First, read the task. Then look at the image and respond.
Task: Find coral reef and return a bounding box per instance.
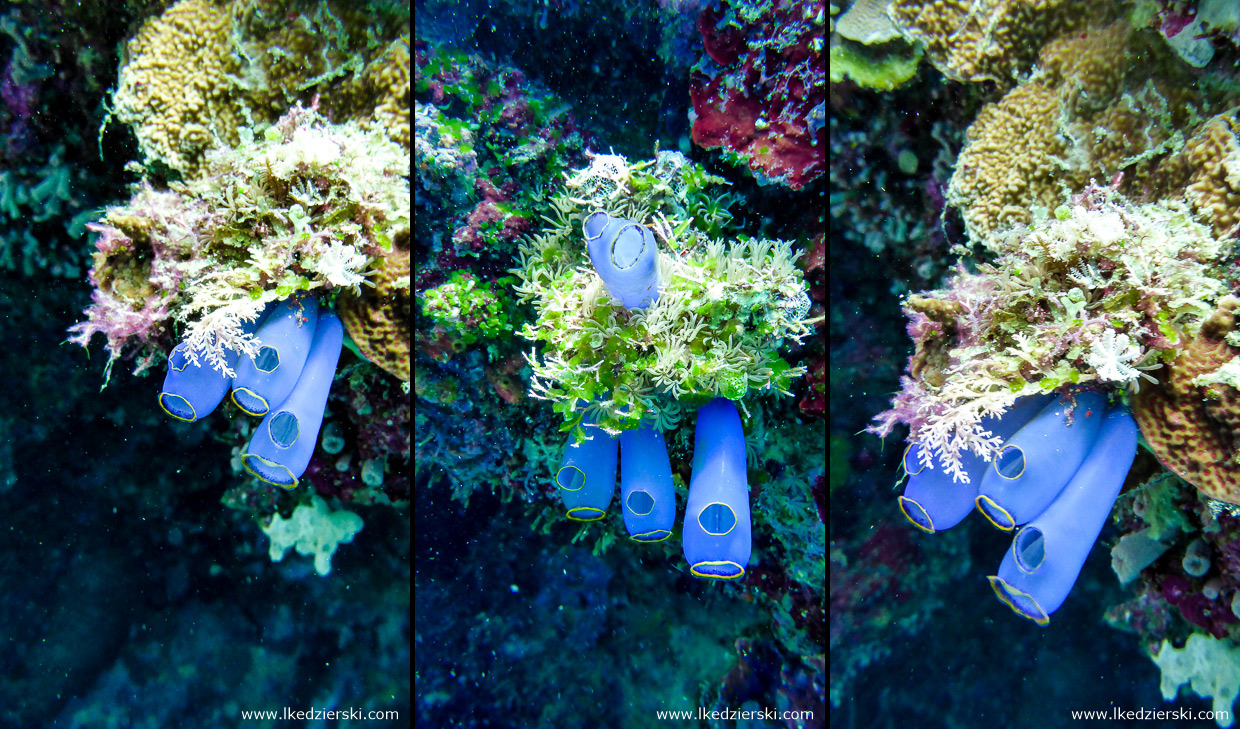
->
[514,151,817,439]
[111,0,408,179]
[414,40,588,273]
[412,6,825,723]
[0,3,412,725]
[420,270,517,345]
[69,103,409,382]
[871,182,1224,481]
[690,0,826,189]
[824,0,1240,721]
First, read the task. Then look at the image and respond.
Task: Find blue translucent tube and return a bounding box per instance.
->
[900,394,1051,533]
[583,211,659,309]
[159,301,275,422]
[989,405,1138,625]
[975,391,1108,530]
[158,342,241,422]
[232,295,320,416]
[241,308,343,489]
[683,398,751,579]
[557,411,618,521]
[619,424,676,542]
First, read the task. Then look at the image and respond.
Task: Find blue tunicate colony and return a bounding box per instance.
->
[556,211,752,580]
[900,392,1138,624]
[158,295,343,490]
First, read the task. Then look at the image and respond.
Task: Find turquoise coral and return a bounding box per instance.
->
[1153,633,1240,728]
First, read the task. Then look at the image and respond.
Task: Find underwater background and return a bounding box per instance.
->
[833,1,1240,728]
[0,1,411,726]
[414,0,826,727]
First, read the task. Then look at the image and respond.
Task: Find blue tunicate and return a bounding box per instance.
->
[241,308,344,489]
[557,410,618,521]
[895,389,1142,624]
[975,391,1108,530]
[618,424,675,542]
[158,301,275,422]
[683,398,751,579]
[899,394,1051,533]
[158,342,240,423]
[989,405,1138,625]
[583,211,660,309]
[231,295,320,416]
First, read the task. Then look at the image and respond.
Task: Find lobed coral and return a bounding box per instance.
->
[327,34,412,149]
[111,0,408,179]
[338,243,411,383]
[69,103,410,383]
[110,0,236,178]
[888,0,1115,86]
[513,151,817,439]
[945,20,1206,243]
[835,0,902,44]
[1133,297,1240,505]
[1154,110,1240,239]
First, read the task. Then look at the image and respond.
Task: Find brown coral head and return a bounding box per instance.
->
[1133,297,1240,504]
[338,235,410,382]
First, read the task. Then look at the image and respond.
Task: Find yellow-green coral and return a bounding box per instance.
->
[420,271,517,344]
[889,0,1112,86]
[829,41,923,92]
[111,0,408,178]
[513,152,818,440]
[946,20,1206,243]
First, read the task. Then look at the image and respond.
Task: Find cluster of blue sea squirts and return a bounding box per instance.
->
[158,294,343,490]
[901,392,1138,624]
[557,209,751,579]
